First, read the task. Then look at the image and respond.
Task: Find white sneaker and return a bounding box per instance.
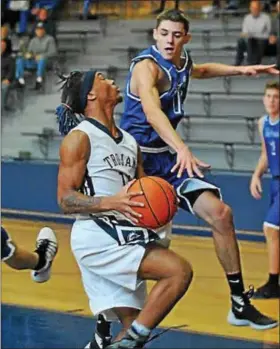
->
[31,227,58,283]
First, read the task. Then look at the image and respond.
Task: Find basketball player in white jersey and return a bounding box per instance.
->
[56,70,193,349]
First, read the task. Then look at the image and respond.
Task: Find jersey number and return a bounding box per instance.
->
[119,172,132,185]
[270,141,276,156]
[173,82,187,115]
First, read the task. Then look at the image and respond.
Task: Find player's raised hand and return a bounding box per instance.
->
[171,144,211,179]
[110,179,144,223]
[240,64,280,76]
[250,175,263,200]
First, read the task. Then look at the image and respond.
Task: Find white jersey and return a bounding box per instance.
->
[71,118,138,220]
[70,119,172,321]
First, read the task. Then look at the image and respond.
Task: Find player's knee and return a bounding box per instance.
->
[173,259,193,297]
[213,203,233,226]
[264,225,280,239]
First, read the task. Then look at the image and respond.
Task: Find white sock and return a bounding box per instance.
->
[19,78,25,84]
[131,320,151,337]
[37,77,43,83]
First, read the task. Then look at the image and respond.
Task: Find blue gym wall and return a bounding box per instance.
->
[1,160,271,232]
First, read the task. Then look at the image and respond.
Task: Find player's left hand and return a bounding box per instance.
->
[239,64,279,76]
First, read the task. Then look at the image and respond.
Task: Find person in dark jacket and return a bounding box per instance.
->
[1,38,15,111]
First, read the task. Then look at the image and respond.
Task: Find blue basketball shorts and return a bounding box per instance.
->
[1,226,16,261]
[141,150,222,214]
[264,178,280,229]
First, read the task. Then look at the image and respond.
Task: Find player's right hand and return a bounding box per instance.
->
[250,175,262,199]
[110,180,144,223]
[171,145,211,179]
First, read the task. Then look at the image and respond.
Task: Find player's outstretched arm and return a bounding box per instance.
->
[57,131,144,221]
[192,63,279,79]
[133,60,210,178]
[250,117,268,200]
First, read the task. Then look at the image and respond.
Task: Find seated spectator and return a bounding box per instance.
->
[266,0,280,68]
[30,7,57,39]
[1,38,15,112]
[235,0,271,65]
[15,22,57,90]
[1,26,13,52]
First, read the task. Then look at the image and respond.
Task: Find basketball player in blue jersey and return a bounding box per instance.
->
[120,9,279,330]
[1,226,58,282]
[250,81,280,299]
[56,69,193,349]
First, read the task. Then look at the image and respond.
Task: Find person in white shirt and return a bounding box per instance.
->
[235,0,271,65]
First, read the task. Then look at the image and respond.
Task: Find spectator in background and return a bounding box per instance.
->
[235,0,271,65]
[30,7,57,39]
[6,0,30,35]
[1,25,13,52]
[267,0,280,68]
[82,0,94,19]
[153,0,180,14]
[15,22,57,90]
[31,0,60,12]
[1,38,15,112]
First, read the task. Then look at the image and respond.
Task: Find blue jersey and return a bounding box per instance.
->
[263,115,280,177]
[121,45,193,148]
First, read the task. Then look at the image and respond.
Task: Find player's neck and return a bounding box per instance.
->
[85,103,117,135]
[171,55,184,69]
[269,112,279,121]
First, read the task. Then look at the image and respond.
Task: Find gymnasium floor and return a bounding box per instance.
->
[1,218,279,349]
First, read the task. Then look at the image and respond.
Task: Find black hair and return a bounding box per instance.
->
[55,71,86,136]
[156,9,190,33]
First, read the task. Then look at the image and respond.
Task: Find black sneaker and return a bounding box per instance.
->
[104,336,146,349]
[253,283,280,299]
[227,286,279,330]
[84,314,112,349]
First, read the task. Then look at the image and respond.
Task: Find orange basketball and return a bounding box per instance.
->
[128,176,178,229]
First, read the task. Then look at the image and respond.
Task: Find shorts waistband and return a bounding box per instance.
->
[140,146,169,153]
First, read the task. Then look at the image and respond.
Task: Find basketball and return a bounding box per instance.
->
[128,176,178,229]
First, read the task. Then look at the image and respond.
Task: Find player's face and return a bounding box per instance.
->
[263,88,280,116]
[153,20,190,61]
[93,72,123,105]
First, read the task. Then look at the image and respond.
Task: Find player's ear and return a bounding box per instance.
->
[153,28,158,41]
[87,91,96,101]
[183,33,191,44]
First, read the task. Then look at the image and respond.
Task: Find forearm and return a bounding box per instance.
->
[194,63,242,78]
[59,190,112,214]
[147,110,185,151]
[253,153,268,178]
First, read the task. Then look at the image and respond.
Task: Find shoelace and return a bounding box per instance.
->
[243,285,255,304]
[36,239,57,260]
[145,324,188,344]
